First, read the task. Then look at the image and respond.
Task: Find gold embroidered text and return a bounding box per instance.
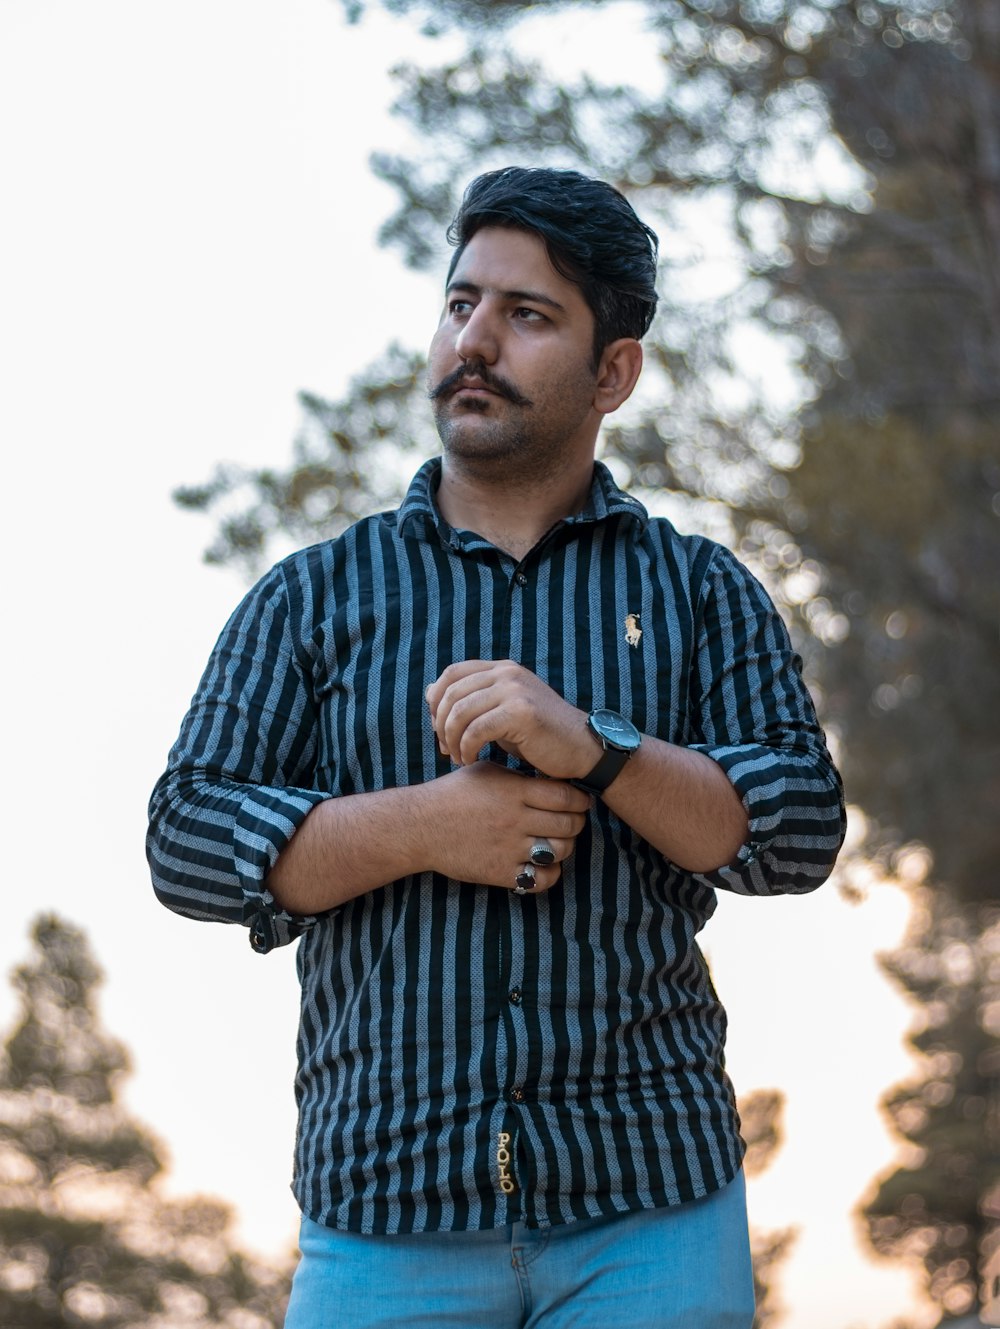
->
[496,1131,517,1194]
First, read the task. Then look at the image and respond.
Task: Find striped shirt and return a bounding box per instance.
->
[147,458,845,1235]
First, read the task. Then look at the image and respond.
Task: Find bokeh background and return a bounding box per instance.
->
[2,2,998,1326]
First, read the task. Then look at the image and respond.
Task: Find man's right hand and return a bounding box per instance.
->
[421,760,591,894]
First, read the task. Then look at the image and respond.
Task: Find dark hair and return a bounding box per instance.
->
[446,166,659,366]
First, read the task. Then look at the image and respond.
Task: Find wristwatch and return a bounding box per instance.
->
[570,709,642,795]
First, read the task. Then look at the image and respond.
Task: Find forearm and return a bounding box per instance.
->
[266,761,592,915]
[599,737,749,873]
[266,782,441,915]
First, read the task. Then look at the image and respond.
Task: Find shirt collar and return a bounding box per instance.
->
[396,457,649,544]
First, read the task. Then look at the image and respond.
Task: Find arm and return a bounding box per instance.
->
[264,761,590,916]
[147,562,334,951]
[426,548,845,895]
[426,663,748,872]
[600,738,748,872]
[683,544,846,895]
[147,562,590,948]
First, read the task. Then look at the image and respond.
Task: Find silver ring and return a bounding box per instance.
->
[514,864,536,894]
[529,840,555,867]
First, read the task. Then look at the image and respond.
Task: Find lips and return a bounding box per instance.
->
[444,373,499,398]
[428,362,533,408]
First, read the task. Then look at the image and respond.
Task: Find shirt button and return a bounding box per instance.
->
[514,571,528,587]
[511,1087,526,1104]
[509,988,522,1005]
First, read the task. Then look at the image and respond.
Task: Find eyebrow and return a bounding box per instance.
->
[446,281,567,315]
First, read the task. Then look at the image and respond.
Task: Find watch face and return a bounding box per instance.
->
[589,709,642,752]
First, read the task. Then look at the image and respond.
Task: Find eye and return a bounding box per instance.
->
[449,299,474,317]
[513,307,546,323]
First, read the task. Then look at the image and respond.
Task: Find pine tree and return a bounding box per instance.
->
[0,915,291,1328]
[862,895,1000,1322]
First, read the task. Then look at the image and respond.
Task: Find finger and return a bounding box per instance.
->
[521,780,593,816]
[528,836,577,865]
[437,679,499,742]
[434,675,505,759]
[426,660,503,718]
[529,839,555,866]
[430,661,533,754]
[509,862,561,895]
[526,810,589,841]
[452,699,516,767]
[474,766,592,823]
[438,687,509,764]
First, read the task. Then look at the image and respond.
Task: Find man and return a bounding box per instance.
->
[148,166,845,1328]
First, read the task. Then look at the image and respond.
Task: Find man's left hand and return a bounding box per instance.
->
[426,660,595,779]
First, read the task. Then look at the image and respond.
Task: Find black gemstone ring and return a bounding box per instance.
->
[529,840,556,867]
[514,865,537,894]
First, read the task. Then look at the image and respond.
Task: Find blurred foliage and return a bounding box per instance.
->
[0,916,291,1328]
[740,1088,797,1328]
[862,892,1000,1322]
[176,0,1000,1315]
[174,343,430,573]
[760,1,1000,904]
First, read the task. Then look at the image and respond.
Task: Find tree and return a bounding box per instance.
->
[756,0,1000,908]
[730,10,1000,1311]
[175,0,1000,1316]
[0,915,291,1328]
[173,344,431,575]
[862,890,1000,1323]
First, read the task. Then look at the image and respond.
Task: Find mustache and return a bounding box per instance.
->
[428,362,533,408]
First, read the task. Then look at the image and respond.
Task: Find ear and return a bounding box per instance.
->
[593,339,643,416]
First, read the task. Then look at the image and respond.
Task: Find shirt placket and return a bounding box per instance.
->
[494,552,547,1215]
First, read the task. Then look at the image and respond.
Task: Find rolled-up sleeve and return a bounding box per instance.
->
[146,562,331,952]
[686,545,846,896]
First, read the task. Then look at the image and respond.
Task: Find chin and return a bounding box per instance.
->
[437,416,523,464]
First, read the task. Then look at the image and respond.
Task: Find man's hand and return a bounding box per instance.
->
[266,757,592,915]
[423,760,591,893]
[426,660,596,780]
[425,659,748,876]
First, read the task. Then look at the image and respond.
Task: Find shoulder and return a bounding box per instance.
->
[634,516,780,626]
[636,513,738,583]
[242,509,402,625]
[277,510,400,574]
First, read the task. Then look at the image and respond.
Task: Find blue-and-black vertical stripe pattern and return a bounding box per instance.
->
[147,459,845,1235]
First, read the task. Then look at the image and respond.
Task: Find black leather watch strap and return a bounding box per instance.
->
[570,746,632,796]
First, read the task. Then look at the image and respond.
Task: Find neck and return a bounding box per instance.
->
[436,455,595,560]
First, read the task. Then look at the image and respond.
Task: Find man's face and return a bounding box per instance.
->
[427,226,602,478]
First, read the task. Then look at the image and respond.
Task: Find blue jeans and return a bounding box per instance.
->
[284,1172,754,1328]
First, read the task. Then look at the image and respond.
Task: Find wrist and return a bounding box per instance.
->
[562,716,605,781]
[570,709,643,796]
[404,777,450,876]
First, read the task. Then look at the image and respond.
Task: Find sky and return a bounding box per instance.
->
[0,1,933,1324]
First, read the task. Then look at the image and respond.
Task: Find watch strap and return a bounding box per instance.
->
[570,745,632,796]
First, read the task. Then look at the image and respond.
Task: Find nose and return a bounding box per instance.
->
[454,301,499,365]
